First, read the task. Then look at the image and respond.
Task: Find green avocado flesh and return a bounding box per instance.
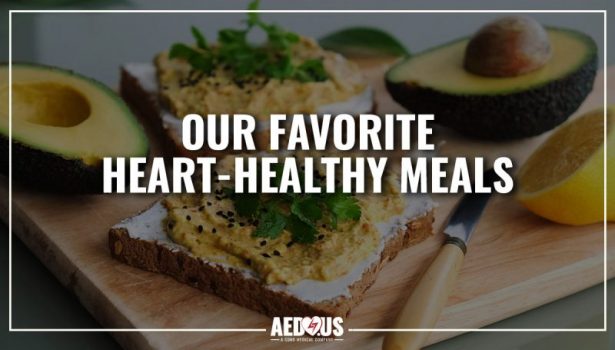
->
[386,28,598,139]
[0,63,149,191]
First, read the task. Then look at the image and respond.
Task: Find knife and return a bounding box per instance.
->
[382,169,500,350]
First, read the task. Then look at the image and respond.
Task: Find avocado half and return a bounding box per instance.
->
[0,63,149,192]
[386,28,598,139]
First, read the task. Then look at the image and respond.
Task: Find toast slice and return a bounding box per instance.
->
[120,64,194,158]
[109,199,434,317]
[119,63,375,159]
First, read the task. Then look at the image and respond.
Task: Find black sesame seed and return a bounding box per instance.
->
[215,196,222,200]
[182,205,187,209]
[227,223,234,228]
[197,225,203,233]
[198,206,205,211]
[321,224,327,228]
[216,210,223,216]
[212,228,217,233]
[186,215,191,221]
[318,234,325,240]
[168,222,174,229]
[273,250,280,256]
[207,201,212,206]
[245,259,251,266]
[262,253,271,258]
[260,240,267,246]
[227,211,234,216]
[286,241,294,248]
[239,222,245,227]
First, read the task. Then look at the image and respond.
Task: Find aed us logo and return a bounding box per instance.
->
[270,317,344,342]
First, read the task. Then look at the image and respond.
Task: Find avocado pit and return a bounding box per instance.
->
[464,16,552,77]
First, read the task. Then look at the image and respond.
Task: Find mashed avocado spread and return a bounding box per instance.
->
[163,157,406,285]
[156,37,367,121]
[155,3,367,121]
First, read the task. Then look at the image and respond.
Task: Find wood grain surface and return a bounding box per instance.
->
[2,61,614,350]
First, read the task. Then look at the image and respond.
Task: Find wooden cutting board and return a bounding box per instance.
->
[2,61,614,350]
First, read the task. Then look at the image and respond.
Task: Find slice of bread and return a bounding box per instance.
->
[116,62,428,318]
[109,199,434,317]
[119,63,375,159]
[120,64,193,158]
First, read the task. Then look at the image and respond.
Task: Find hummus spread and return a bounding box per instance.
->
[155,37,368,120]
[163,157,407,285]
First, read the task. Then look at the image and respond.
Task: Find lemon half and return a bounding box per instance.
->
[516,107,614,225]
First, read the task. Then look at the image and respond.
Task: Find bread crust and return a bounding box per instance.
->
[109,210,433,318]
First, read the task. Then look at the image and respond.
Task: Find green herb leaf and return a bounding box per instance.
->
[266,55,294,79]
[324,192,361,228]
[188,54,214,73]
[233,193,260,218]
[191,26,208,50]
[218,28,248,45]
[286,214,318,244]
[169,43,214,73]
[247,0,261,27]
[262,23,299,51]
[291,196,322,225]
[169,0,328,82]
[319,27,409,57]
[253,209,287,239]
[271,163,286,188]
[294,59,328,82]
[168,43,198,59]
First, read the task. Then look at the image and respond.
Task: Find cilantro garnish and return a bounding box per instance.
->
[168,0,328,82]
[225,163,361,244]
[253,208,287,239]
[232,192,260,218]
[324,191,362,228]
[286,214,319,244]
[291,196,323,225]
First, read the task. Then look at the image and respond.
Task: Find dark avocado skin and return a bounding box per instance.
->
[0,135,104,193]
[386,54,597,140]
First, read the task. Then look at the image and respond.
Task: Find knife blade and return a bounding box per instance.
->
[443,167,500,254]
[382,168,499,350]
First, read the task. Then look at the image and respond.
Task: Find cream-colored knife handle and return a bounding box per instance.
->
[382,243,465,350]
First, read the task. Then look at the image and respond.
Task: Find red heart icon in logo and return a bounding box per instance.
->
[301,316,322,336]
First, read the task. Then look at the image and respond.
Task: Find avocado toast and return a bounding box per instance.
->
[109,155,434,317]
[120,8,374,157]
